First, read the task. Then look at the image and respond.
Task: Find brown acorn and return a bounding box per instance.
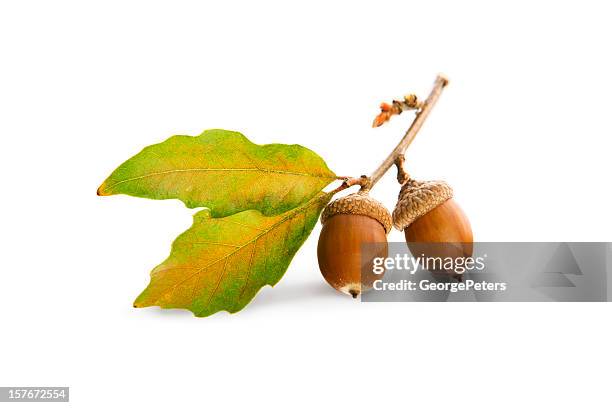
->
[392,179,473,280]
[317,192,391,298]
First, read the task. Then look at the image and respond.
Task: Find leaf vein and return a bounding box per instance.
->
[237,240,258,303]
[188,241,242,248]
[104,168,332,191]
[203,257,229,312]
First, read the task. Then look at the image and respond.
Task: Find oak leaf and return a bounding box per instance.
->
[134,191,333,317]
[98,129,336,217]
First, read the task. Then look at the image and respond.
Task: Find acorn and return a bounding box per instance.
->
[317,192,391,298]
[392,179,473,280]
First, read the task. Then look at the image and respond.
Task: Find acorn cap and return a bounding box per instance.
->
[392,179,453,231]
[321,192,392,234]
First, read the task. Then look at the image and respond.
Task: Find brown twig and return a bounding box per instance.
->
[368,74,448,188]
[394,154,410,185]
[331,176,370,194]
[336,75,448,195]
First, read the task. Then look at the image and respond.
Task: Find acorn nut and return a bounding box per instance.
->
[317,192,391,298]
[392,179,473,280]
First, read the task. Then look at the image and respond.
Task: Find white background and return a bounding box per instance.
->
[1,1,611,407]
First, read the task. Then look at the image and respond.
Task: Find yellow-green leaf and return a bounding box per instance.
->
[97,129,336,217]
[134,191,332,317]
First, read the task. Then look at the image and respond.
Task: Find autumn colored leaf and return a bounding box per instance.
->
[97,129,336,217]
[133,191,333,317]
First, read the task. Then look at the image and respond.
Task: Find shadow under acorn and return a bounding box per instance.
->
[245,279,341,312]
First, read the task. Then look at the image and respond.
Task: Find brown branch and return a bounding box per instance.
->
[394,154,410,185]
[331,176,370,194]
[368,74,448,188]
[334,74,448,195]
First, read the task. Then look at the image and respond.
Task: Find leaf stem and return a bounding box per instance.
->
[367,74,449,189]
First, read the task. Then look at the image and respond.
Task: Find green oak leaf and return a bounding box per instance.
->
[97,129,336,217]
[133,191,333,317]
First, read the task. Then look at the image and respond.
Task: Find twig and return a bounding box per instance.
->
[368,74,449,188]
[394,154,410,185]
[331,176,369,194]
